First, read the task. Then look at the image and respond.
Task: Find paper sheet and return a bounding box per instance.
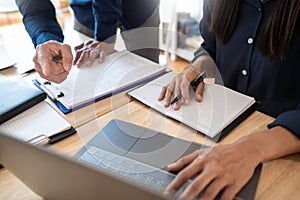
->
[0,101,71,141]
[0,45,16,70]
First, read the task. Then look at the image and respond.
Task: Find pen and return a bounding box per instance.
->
[20,68,35,76]
[170,71,206,105]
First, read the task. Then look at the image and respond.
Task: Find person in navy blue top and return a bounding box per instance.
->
[16,0,160,83]
[159,0,300,199]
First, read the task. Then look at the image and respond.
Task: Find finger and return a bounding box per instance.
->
[166,155,204,193]
[33,55,42,71]
[45,71,69,84]
[168,150,200,171]
[173,99,181,110]
[220,185,240,200]
[86,49,99,66]
[34,65,42,75]
[84,39,94,47]
[55,71,69,83]
[164,80,175,107]
[179,166,218,200]
[33,56,48,80]
[74,42,84,51]
[158,86,167,101]
[173,79,182,110]
[73,49,83,65]
[180,77,191,106]
[90,41,100,48]
[195,82,205,102]
[60,45,73,71]
[76,50,89,67]
[38,55,51,76]
[165,88,173,107]
[34,65,45,79]
[98,51,106,63]
[200,177,228,200]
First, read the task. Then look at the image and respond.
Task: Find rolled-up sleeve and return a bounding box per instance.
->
[16,0,64,47]
[268,104,300,138]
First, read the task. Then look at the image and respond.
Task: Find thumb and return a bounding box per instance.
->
[60,45,73,71]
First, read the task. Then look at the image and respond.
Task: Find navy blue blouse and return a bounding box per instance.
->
[196,0,300,137]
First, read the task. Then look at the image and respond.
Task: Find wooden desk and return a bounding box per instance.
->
[1,101,299,200]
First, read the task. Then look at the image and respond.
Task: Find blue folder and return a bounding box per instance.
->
[33,70,167,114]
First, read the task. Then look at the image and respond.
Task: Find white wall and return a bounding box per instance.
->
[160,0,203,23]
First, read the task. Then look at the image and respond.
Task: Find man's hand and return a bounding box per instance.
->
[33,40,73,83]
[73,40,115,67]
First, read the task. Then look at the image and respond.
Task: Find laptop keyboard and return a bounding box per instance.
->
[79,145,190,195]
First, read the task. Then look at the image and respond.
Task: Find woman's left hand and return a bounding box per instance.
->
[164,140,262,200]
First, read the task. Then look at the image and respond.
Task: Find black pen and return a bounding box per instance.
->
[170,71,206,105]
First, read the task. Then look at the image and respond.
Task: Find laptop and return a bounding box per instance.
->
[0,119,262,200]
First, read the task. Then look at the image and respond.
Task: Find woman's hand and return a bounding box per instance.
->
[158,64,205,110]
[165,126,300,200]
[164,139,262,200]
[73,40,115,67]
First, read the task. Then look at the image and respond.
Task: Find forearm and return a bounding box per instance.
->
[189,54,219,82]
[236,127,300,163]
[16,0,64,47]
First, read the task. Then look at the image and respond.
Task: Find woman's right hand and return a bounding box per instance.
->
[158,64,205,110]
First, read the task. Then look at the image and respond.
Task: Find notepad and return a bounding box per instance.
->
[33,51,166,114]
[128,71,258,141]
[0,101,75,144]
[0,77,46,124]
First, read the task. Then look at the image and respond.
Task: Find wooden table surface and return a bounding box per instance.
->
[1,100,299,200]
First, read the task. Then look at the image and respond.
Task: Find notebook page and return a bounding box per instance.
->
[0,101,71,141]
[41,51,165,109]
[129,71,255,138]
[0,45,16,70]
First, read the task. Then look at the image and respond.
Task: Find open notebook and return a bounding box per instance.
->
[0,101,75,144]
[33,51,166,114]
[128,71,258,141]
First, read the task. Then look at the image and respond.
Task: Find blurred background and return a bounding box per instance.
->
[0,0,204,72]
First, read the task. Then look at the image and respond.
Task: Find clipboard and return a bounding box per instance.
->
[32,51,168,114]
